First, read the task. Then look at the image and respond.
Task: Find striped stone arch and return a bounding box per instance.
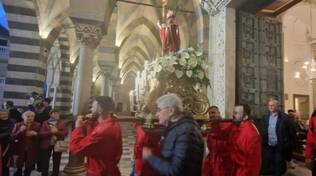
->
[119,34,159,61]
[120,46,149,68]
[121,55,146,72]
[121,67,138,85]
[33,0,67,38]
[3,0,45,107]
[116,16,160,47]
[120,60,143,78]
[121,56,144,75]
[118,34,157,77]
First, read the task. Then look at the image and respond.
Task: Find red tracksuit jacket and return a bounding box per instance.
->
[70,116,122,176]
[133,123,161,176]
[306,116,316,159]
[230,120,261,176]
[202,122,233,176]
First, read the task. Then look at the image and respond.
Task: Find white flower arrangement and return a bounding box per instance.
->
[147,47,210,87]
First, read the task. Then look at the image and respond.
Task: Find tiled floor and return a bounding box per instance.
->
[10,118,313,176]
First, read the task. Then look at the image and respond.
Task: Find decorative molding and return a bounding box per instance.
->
[199,0,231,16]
[212,9,226,115]
[75,23,102,48]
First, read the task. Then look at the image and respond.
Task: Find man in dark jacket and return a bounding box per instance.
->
[260,99,296,176]
[142,93,204,176]
[5,101,23,123]
[0,110,15,176]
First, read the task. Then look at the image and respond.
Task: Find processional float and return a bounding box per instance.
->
[131,10,211,130]
[139,47,211,127]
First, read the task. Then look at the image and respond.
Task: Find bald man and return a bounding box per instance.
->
[260,99,295,176]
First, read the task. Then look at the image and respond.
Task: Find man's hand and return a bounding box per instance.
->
[75,115,87,128]
[50,126,59,134]
[306,158,313,170]
[20,125,27,132]
[26,130,37,136]
[142,147,152,159]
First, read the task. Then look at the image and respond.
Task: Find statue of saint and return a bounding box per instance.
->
[157,10,180,55]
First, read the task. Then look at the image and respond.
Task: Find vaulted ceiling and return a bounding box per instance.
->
[32,0,208,87]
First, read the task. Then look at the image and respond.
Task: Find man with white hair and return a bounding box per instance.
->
[260,98,295,176]
[142,93,204,176]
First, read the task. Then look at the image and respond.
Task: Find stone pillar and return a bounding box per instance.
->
[72,24,101,115]
[72,42,94,114]
[201,0,235,117]
[63,23,101,176]
[101,73,110,96]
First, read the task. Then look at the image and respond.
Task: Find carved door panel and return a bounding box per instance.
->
[237,11,283,118]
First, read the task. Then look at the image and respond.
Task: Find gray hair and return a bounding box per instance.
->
[268,98,279,105]
[156,93,183,112]
[22,110,35,119]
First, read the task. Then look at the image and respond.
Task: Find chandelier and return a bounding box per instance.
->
[294,0,316,80]
[295,59,316,79]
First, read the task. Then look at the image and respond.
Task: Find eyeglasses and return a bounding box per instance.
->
[156,107,170,112]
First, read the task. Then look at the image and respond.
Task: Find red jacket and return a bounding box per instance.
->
[11,121,41,168]
[202,122,233,176]
[0,145,2,176]
[230,120,261,176]
[133,123,161,176]
[39,119,68,149]
[306,116,316,159]
[70,116,122,176]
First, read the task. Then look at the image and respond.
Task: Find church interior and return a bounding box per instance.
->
[0,0,316,175]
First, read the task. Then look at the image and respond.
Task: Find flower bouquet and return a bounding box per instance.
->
[147,47,210,88]
[144,47,210,118]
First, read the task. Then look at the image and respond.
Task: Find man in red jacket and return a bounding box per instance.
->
[70,96,122,176]
[305,110,316,175]
[132,123,161,176]
[202,106,233,176]
[230,104,261,176]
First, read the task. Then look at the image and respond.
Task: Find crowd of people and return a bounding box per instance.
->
[0,93,68,176]
[1,93,316,176]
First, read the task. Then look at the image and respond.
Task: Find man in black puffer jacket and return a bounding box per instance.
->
[143,93,204,176]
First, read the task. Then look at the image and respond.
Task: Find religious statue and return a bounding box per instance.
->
[157,10,180,55]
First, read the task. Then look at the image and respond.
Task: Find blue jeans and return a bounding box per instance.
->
[129,160,137,176]
[313,158,316,176]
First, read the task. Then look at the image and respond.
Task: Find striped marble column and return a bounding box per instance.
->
[3,0,45,107]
